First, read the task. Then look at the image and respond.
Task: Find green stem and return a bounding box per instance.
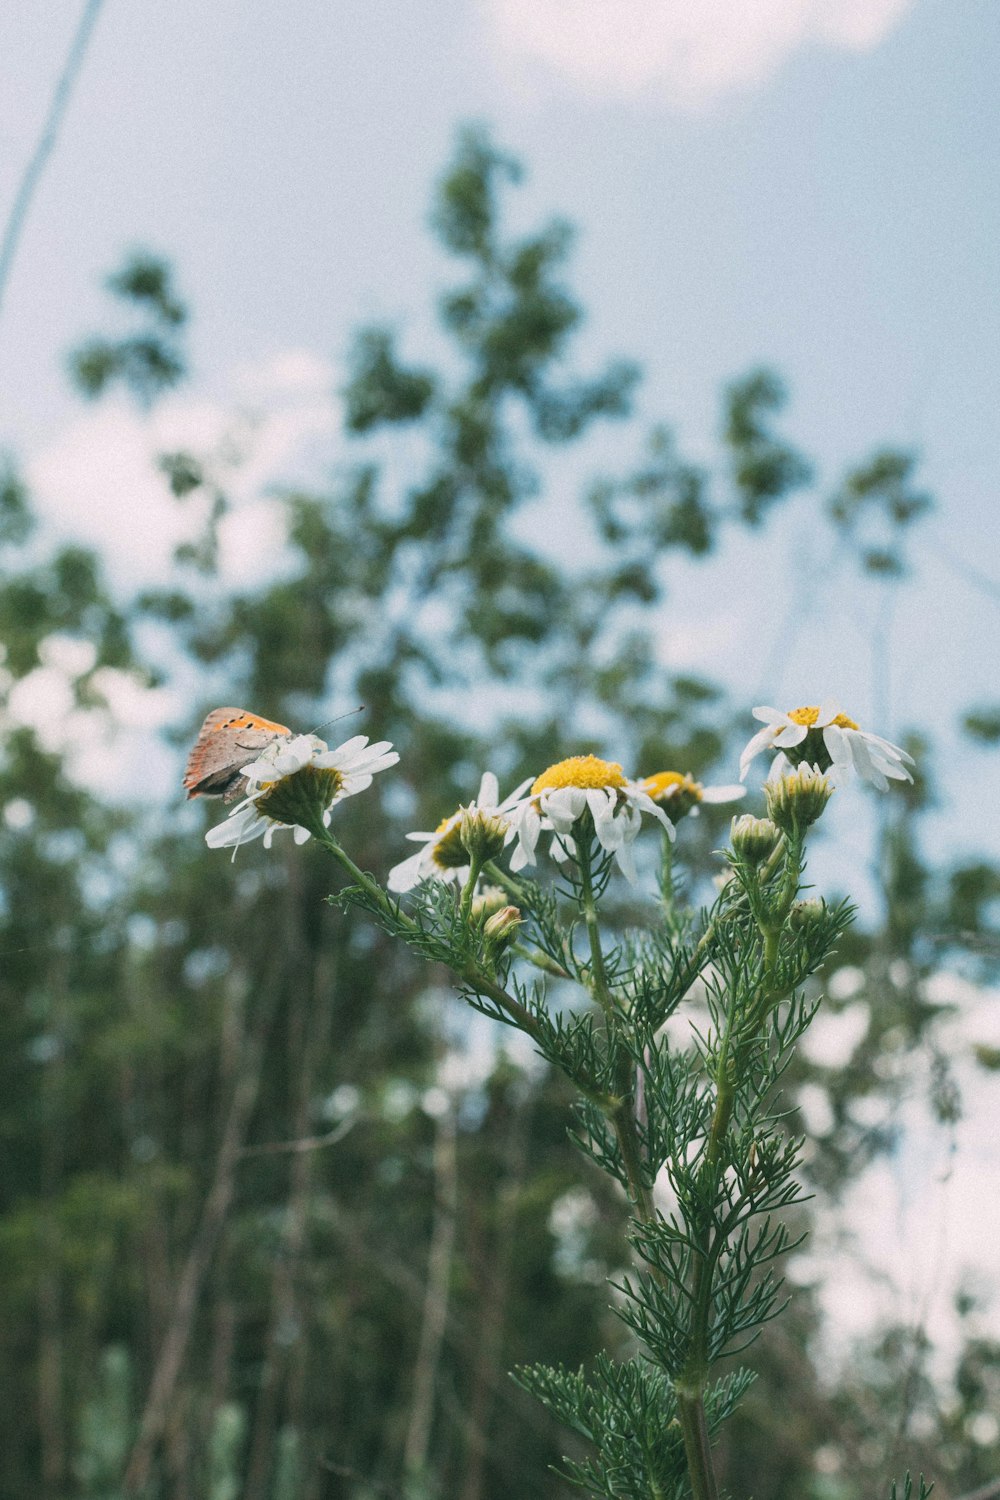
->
[691,834,788,968]
[659,830,675,919]
[316,830,546,1048]
[576,839,615,1027]
[510,942,570,980]
[483,860,529,901]
[458,854,484,927]
[576,837,657,1225]
[676,1388,719,1500]
[673,930,744,1500]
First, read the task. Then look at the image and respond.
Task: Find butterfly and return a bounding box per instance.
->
[183,707,291,803]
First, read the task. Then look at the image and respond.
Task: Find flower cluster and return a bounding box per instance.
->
[201,696,915,879]
[740,702,913,791]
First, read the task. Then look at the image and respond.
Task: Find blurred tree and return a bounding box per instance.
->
[0,125,996,1500]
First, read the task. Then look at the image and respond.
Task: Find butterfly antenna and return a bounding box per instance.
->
[308,706,365,737]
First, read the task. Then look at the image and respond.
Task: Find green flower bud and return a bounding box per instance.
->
[764,764,833,834]
[788,898,826,932]
[729,814,781,868]
[459,809,508,864]
[483,905,522,953]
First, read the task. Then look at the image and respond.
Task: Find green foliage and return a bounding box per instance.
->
[208,1403,247,1500]
[827,448,932,575]
[0,457,35,547]
[68,250,187,404]
[74,1346,132,1497]
[514,1356,754,1499]
[962,704,1000,744]
[723,368,812,525]
[889,1473,933,1500]
[344,328,436,431]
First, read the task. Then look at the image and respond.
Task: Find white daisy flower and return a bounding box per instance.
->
[205,733,399,856]
[641,770,745,822]
[387,771,532,893]
[506,754,674,887]
[739,702,914,792]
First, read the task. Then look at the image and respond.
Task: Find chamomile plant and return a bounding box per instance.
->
[201,708,929,1500]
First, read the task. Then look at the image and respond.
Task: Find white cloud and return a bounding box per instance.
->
[16,352,344,803]
[483,0,914,110]
[25,352,342,593]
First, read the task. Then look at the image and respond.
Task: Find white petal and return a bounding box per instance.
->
[595,809,626,851]
[476,771,499,808]
[766,752,792,782]
[823,724,852,771]
[629,787,673,832]
[205,808,267,849]
[512,802,541,860]
[545,787,584,832]
[326,734,370,762]
[751,706,789,726]
[815,700,842,727]
[739,725,777,780]
[863,732,915,767]
[293,825,312,844]
[614,840,639,885]
[510,843,531,872]
[866,747,912,783]
[498,776,534,814]
[700,784,746,804]
[586,787,615,824]
[773,723,808,749]
[847,732,889,790]
[387,850,430,892]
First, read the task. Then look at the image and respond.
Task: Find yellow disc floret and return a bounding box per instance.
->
[531,755,627,795]
[788,705,859,731]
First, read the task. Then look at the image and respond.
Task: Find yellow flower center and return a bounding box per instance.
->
[642,771,703,804]
[788,705,859,731]
[431,814,470,870]
[531,755,627,795]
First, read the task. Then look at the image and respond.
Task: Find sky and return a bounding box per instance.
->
[1,0,1000,1381]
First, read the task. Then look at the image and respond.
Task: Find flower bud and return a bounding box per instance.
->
[483,905,522,952]
[459,809,508,864]
[729,814,781,868]
[764,764,833,834]
[788,898,825,932]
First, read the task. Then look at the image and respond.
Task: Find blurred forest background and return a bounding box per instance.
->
[1,126,999,1500]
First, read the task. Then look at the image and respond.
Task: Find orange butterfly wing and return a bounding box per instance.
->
[184,707,292,799]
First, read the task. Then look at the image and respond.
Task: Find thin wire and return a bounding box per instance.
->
[923,531,1000,608]
[0,0,106,326]
[753,532,849,701]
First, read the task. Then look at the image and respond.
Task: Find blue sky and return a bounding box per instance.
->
[2,0,1000,1369]
[0,0,998,852]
